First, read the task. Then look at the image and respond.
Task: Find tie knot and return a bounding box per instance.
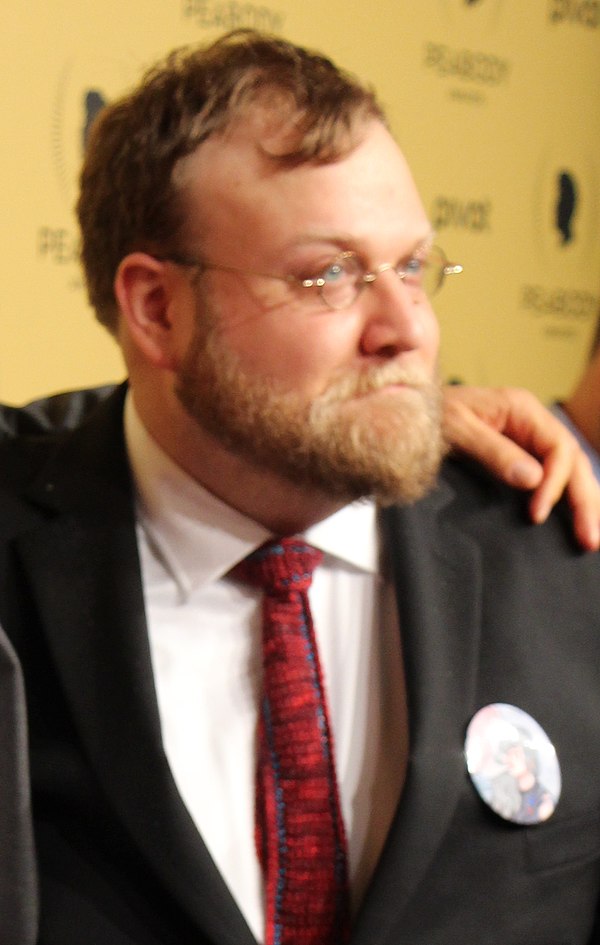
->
[233,537,323,594]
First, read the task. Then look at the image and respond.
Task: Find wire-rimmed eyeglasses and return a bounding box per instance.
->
[158,246,463,311]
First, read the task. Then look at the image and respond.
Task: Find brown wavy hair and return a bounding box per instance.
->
[77,29,385,333]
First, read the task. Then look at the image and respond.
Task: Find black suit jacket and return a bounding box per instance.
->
[0,624,37,945]
[1,384,600,944]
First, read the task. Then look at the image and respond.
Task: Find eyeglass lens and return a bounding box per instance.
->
[317,248,450,309]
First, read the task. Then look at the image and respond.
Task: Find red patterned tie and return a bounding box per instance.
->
[234,538,350,945]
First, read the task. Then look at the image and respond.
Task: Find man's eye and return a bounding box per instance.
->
[320,260,348,284]
[402,257,425,279]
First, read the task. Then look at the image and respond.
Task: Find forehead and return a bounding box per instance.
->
[175,112,430,261]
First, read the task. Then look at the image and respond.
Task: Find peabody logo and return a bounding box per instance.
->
[520,285,598,321]
[428,1,509,99]
[182,0,285,31]
[548,0,600,27]
[424,44,510,86]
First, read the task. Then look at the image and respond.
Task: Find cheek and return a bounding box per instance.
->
[216,298,362,390]
[420,307,440,370]
[232,324,356,391]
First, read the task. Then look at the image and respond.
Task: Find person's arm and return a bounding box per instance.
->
[443,384,600,551]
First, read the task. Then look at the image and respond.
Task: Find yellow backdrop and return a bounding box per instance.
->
[2,0,599,404]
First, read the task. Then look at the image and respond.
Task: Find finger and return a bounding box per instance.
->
[565,456,600,551]
[527,446,600,549]
[443,384,600,550]
[443,401,544,489]
[477,392,585,514]
[527,443,577,524]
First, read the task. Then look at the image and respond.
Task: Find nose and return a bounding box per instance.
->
[358,269,433,359]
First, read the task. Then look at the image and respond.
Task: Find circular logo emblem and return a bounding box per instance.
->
[51,54,136,210]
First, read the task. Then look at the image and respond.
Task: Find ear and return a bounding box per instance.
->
[114,252,181,369]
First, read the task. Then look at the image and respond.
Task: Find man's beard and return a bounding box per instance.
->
[175,314,447,507]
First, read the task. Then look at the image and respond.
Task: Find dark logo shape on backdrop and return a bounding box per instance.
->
[554,170,578,245]
[465,0,484,5]
[83,90,107,151]
[522,150,599,334]
[45,55,131,284]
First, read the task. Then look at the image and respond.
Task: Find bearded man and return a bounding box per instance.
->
[2,30,600,945]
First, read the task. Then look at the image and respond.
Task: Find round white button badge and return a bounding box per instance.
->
[464,703,561,825]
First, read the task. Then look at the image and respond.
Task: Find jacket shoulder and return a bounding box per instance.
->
[394,454,584,561]
[0,385,130,518]
[0,385,115,440]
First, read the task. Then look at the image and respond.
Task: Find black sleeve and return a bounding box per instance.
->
[0,625,37,945]
[0,385,116,439]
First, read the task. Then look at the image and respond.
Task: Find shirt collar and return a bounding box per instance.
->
[124,394,378,599]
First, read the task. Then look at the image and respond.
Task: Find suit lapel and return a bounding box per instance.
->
[353,480,483,944]
[15,388,257,945]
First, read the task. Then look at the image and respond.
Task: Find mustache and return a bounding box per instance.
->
[317,363,436,404]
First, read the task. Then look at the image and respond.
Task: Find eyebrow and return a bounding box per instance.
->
[412,232,436,256]
[283,229,436,259]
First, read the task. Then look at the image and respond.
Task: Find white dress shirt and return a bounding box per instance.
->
[124,395,407,942]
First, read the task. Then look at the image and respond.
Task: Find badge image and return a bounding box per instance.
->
[464,703,561,824]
